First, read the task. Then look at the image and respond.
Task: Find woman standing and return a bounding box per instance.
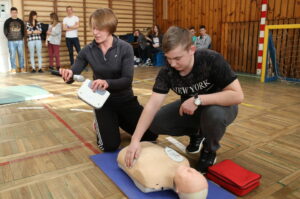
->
[46,13,62,71]
[26,11,43,73]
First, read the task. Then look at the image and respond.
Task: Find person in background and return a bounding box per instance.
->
[46,12,62,71]
[4,7,25,73]
[60,8,157,152]
[26,10,43,73]
[63,6,81,66]
[195,25,211,49]
[189,26,197,43]
[133,29,148,64]
[145,25,163,65]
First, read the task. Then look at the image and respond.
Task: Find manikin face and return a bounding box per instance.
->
[174,165,208,193]
[91,21,111,44]
[66,7,73,16]
[199,28,206,36]
[165,45,195,73]
[11,10,18,19]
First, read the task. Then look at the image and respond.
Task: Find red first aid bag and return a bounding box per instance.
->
[206,159,261,196]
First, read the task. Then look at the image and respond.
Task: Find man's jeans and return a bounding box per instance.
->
[28,40,42,69]
[8,40,24,69]
[150,100,238,152]
[66,37,81,66]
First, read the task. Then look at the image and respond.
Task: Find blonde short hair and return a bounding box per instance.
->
[162,26,193,53]
[89,8,118,34]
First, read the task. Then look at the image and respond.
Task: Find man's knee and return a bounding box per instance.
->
[201,106,228,126]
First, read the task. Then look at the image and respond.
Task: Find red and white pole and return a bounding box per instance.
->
[257,0,268,75]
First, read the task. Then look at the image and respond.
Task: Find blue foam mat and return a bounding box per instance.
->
[0,85,52,105]
[91,151,236,199]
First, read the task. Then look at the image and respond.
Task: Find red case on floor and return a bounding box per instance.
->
[206,159,261,196]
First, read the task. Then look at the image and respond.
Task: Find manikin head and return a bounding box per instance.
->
[174,165,208,199]
[10,7,18,19]
[89,8,117,44]
[162,26,196,74]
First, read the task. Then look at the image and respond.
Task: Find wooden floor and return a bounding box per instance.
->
[0,67,299,199]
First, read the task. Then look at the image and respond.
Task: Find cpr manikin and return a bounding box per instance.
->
[117,142,208,199]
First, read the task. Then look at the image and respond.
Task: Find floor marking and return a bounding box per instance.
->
[44,104,100,154]
[0,145,84,166]
[241,102,265,109]
[17,107,44,110]
[70,108,93,113]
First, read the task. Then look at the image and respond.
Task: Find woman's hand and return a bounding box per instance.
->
[91,79,109,91]
[59,68,73,82]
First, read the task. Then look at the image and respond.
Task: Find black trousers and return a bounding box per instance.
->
[66,37,81,66]
[150,100,238,152]
[94,97,158,151]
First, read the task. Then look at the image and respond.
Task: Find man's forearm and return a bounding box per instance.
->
[199,90,243,106]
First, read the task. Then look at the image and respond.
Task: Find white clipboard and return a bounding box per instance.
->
[77,79,110,109]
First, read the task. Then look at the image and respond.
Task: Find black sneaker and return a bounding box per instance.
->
[186,135,204,154]
[196,149,217,173]
[31,69,36,73]
[49,66,54,70]
[38,69,44,73]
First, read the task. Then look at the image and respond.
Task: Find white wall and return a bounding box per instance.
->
[0,0,11,73]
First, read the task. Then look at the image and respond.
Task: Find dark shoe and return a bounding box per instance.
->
[49,66,54,70]
[56,66,60,71]
[31,69,36,73]
[38,69,44,73]
[196,149,217,173]
[186,135,204,154]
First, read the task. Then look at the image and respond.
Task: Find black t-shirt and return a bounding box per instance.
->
[153,49,237,101]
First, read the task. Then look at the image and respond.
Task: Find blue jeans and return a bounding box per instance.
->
[28,40,42,69]
[8,40,24,69]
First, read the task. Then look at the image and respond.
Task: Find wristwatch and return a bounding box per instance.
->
[194,94,202,106]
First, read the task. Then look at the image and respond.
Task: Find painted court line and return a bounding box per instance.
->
[241,102,265,109]
[43,104,100,154]
[0,145,84,166]
[70,108,93,113]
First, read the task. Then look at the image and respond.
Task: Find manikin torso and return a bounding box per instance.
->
[117,142,208,199]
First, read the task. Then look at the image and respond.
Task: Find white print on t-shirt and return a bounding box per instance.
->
[173,79,211,95]
[153,37,159,44]
[63,16,79,38]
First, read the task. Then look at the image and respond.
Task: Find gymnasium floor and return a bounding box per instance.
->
[0,67,299,199]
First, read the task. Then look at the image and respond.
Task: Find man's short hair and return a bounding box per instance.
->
[199,25,206,29]
[89,8,118,34]
[11,7,18,12]
[189,26,195,30]
[66,6,72,10]
[162,26,193,53]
